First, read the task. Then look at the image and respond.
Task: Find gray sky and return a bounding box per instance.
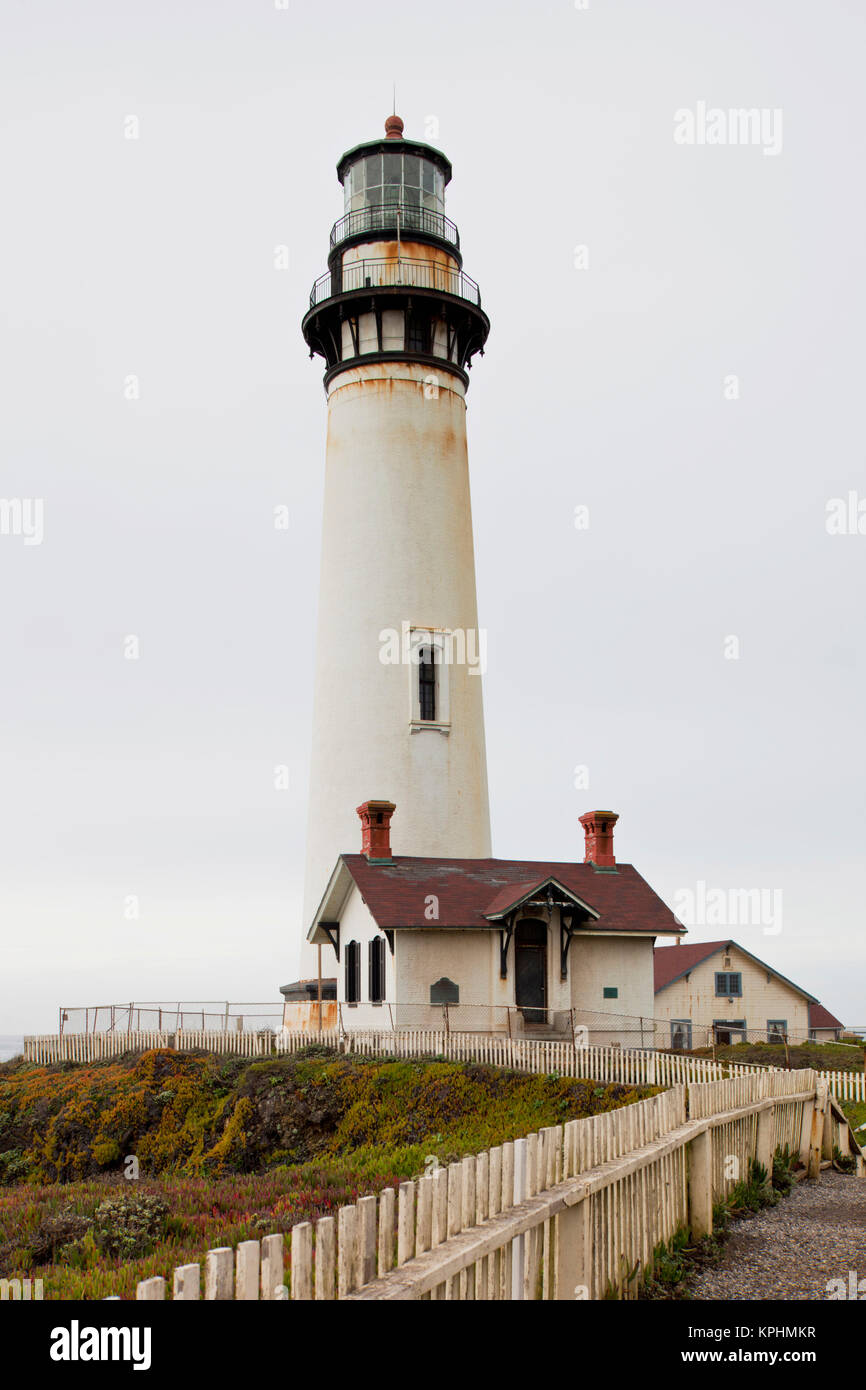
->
[1,0,864,1034]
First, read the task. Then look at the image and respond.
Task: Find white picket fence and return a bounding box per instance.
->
[136,1068,864,1302]
[22,1028,866,1102]
[23,1030,285,1064]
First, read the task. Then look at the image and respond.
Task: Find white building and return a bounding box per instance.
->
[653,939,844,1047]
[298,115,492,977]
[292,120,681,1035]
[304,802,682,1043]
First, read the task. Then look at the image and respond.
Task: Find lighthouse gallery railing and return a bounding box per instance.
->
[309,257,481,310]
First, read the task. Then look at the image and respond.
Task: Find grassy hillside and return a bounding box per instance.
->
[692,1041,866,1073]
[0,1046,653,1184]
[0,1047,655,1298]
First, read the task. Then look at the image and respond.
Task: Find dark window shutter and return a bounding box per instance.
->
[368,937,386,1003]
[345,941,361,1003]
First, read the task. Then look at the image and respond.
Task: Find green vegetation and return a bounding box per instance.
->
[691,1040,866,1073]
[841,1099,866,1137]
[0,1047,655,1299]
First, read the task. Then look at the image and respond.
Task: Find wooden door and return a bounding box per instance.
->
[515,918,547,1025]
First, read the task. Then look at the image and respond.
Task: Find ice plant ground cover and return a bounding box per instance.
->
[0,1046,656,1299]
[691,1041,865,1072]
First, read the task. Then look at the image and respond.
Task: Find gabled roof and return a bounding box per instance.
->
[654,940,732,992]
[809,1003,844,1031]
[653,939,819,1004]
[482,875,600,922]
[308,855,684,940]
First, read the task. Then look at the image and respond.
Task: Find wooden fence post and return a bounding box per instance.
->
[315,1216,336,1300]
[378,1187,396,1276]
[173,1265,200,1300]
[236,1241,260,1300]
[687,1129,713,1239]
[291,1223,313,1301]
[511,1138,527,1300]
[357,1195,377,1287]
[755,1105,774,1185]
[808,1087,826,1179]
[204,1248,233,1300]
[799,1098,816,1169]
[821,1091,835,1161]
[554,1197,590,1300]
[261,1234,284,1299]
[337,1206,358,1298]
[136,1277,166,1301]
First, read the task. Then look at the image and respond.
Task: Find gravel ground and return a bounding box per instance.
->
[689,1171,866,1300]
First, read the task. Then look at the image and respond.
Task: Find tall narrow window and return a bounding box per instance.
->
[419,645,436,721]
[406,313,428,354]
[345,941,360,1004]
[369,937,386,1004]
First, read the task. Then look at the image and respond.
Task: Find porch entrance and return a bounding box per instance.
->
[515,918,547,1025]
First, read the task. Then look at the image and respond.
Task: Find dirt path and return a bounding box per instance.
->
[688,1171,866,1300]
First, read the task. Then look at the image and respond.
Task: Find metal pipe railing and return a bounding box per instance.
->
[309,257,481,309]
[330,203,459,251]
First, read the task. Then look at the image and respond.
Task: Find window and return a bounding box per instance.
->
[369,937,386,1004]
[603,987,618,999]
[344,941,361,1005]
[419,645,437,721]
[671,1020,692,1051]
[713,1020,746,1044]
[715,972,742,997]
[406,313,429,355]
[409,628,450,729]
[767,1020,787,1043]
[344,154,446,215]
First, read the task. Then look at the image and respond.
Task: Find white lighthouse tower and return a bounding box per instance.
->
[298,115,492,969]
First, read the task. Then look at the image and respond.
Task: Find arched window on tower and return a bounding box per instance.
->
[419,645,436,722]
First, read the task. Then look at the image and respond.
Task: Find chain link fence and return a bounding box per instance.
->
[57,1002,864,1053]
[58,1003,284,1036]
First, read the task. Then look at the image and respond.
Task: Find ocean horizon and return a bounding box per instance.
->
[0,1034,25,1062]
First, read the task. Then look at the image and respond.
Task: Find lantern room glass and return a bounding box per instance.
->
[344,153,445,215]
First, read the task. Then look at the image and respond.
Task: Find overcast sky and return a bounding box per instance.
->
[1,0,863,1035]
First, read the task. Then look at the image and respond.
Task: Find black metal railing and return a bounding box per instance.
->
[330,203,459,251]
[309,257,481,309]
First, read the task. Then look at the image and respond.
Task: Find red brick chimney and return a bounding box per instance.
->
[356,800,396,862]
[579,810,619,868]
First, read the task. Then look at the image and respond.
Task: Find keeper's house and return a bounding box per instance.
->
[653,939,845,1046]
[302,801,682,1042]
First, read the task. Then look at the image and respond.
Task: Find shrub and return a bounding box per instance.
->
[91,1195,169,1259]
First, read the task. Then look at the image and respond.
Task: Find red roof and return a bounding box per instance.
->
[654,940,731,992]
[654,939,819,1004]
[809,1003,844,1031]
[340,855,683,935]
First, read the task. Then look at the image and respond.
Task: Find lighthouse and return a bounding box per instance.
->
[298,115,492,967]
